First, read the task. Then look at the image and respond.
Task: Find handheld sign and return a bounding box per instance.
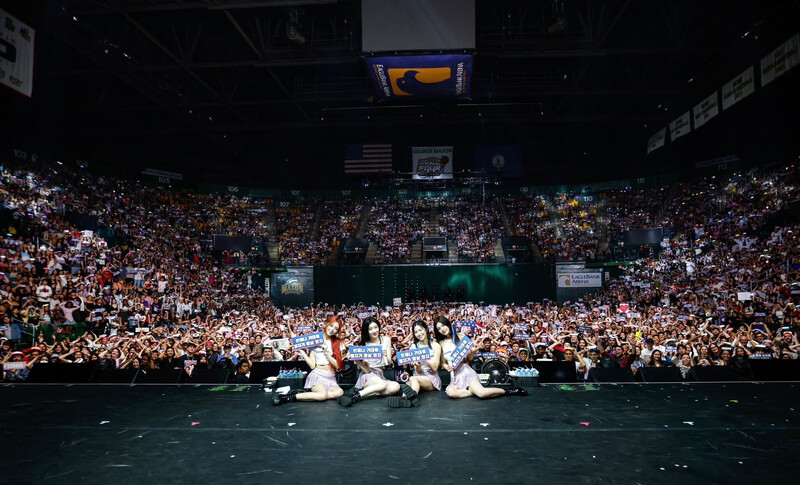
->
[348,345,383,361]
[513,324,529,331]
[514,332,531,341]
[397,347,432,366]
[477,352,498,360]
[3,362,26,371]
[292,332,325,350]
[449,336,474,369]
[296,325,313,333]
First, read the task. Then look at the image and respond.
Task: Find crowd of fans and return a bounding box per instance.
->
[440,197,504,262]
[363,197,434,264]
[2,158,800,384]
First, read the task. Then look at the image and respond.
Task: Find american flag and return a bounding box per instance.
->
[344,144,393,174]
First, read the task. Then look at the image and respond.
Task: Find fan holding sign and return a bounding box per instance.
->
[273,317,346,406]
[397,320,443,406]
[433,316,527,400]
[337,317,403,407]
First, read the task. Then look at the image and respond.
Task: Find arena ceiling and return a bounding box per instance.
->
[2,0,799,187]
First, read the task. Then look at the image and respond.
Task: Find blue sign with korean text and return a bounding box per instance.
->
[292,332,325,350]
[296,325,313,333]
[514,333,531,341]
[348,345,383,361]
[397,347,432,366]
[365,54,473,100]
[449,336,474,369]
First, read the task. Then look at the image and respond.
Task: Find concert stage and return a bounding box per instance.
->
[1,382,797,483]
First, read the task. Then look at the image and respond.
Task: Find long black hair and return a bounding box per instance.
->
[411,320,431,348]
[360,317,381,345]
[433,315,459,345]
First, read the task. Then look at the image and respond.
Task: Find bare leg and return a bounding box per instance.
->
[409,376,436,392]
[467,381,505,399]
[381,380,401,396]
[325,387,344,400]
[295,384,333,402]
[357,375,388,399]
[446,386,474,399]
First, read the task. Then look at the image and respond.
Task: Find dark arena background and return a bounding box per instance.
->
[1,1,800,483]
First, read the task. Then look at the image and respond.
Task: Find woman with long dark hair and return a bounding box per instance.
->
[273,316,346,406]
[338,317,402,407]
[434,316,526,399]
[395,320,443,407]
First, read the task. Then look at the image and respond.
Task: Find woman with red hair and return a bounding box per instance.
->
[273,317,346,406]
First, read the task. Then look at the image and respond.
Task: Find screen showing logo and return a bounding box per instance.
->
[281,278,304,295]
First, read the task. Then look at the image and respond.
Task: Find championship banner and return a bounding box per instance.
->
[722,66,755,110]
[412,146,453,179]
[693,91,719,129]
[474,145,523,177]
[0,8,34,97]
[669,111,692,141]
[397,347,432,365]
[292,332,325,350]
[449,336,473,369]
[557,273,603,288]
[646,128,666,154]
[365,54,472,100]
[760,33,800,87]
[348,345,383,361]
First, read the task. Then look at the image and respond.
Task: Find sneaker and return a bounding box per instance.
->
[388,396,413,408]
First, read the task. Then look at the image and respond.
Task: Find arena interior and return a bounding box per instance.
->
[1,1,800,483]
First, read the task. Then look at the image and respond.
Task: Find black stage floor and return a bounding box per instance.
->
[1,382,798,484]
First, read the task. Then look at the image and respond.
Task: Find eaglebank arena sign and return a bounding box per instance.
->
[557,273,603,288]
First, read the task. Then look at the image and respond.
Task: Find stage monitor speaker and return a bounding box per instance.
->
[690,365,750,382]
[638,366,682,383]
[142,368,183,384]
[27,363,93,383]
[746,360,800,381]
[95,368,139,384]
[190,368,231,384]
[589,367,635,383]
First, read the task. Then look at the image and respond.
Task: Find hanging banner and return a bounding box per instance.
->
[669,111,692,141]
[646,128,666,154]
[760,33,800,87]
[693,91,719,129]
[0,8,35,97]
[412,146,453,179]
[474,145,523,177]
[365,54,473,100]
[722,66,755,110]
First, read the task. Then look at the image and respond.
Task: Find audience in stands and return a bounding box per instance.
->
[1,159,800,383]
